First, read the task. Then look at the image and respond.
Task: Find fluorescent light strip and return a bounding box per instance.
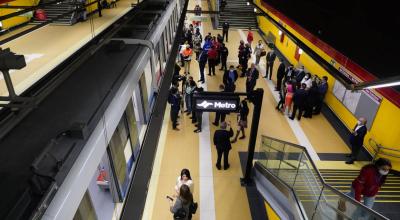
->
[366,81,400,89]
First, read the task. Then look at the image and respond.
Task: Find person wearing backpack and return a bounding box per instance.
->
[170,184,193,220]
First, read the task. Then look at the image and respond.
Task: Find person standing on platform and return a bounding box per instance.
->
[198,50,208,83]
[313,76,328,115]
[303,81,319,118]
[184,78,196,115]
[213,85,227,126]
[193,87,204,133]
[207,46,218,76]
[174,169,194,196]
[275,58,286,91]
[245,63,259,101]
[289,83,307,120]
[213,121,234,170]
[283,79,296,116]
[284,64,295,82]
[222,22,229,42]
[217,33,223,44]
[247,27,254,45]
[254,40,264,65]
[295,66,306,85]
[193,28,202,60]
[181,46,193,75]
[264,49,276,79]
[204,32,212,42]
[231,100,249,143]
[301,72,312,89]
[346,117,367,164]
[237,40,245,69]
[169,184,193,220]
[223,65,238,86]
[339,158,391,214]
[240,43,252,77]
[168,87,181,130]
[219,43,229,71]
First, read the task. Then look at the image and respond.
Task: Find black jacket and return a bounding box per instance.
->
[220,47,229,59]
[213,128,234,150]
[222,22,229,32]
[293,88,307,106]
[246,68,259,86]
[296,70,305,83]
[266,51,276,63]
[350,125,367,147]
[223,69,238,85]
[277,63,286,80]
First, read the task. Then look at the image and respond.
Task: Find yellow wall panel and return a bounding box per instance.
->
[0,0,36,30]
[255,0,400,167]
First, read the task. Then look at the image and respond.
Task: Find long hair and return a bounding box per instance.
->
[179,184,193,204]
[180,169,192,180]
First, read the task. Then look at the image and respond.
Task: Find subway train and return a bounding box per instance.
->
[0,0,185,219]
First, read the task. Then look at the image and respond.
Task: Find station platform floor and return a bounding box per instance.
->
[141,0,389,219]
[0,0,133,98]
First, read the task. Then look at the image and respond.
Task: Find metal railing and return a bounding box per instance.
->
[369,138,400,161]
[257,135,389,220]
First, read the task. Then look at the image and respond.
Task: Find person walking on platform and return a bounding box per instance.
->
[198,50,208,83]
[264,49,276,79]
[231,100,249,143]
[247,27,254,45]
[275,58,286,91]
[222,22,229,42]
[313,76,328,115]
[346,117,367,164]
[245,63,259,101]
[289,83,307,120]
[219,43,229,71]
[207,46,218,76]
[339,158,391,215]
[254,40,265,65]
[168,87,181,130]
[213,121,234,170]
[181,47,193,75]
[223,65,238,86]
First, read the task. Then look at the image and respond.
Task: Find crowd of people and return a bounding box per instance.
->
[166,15,393,219]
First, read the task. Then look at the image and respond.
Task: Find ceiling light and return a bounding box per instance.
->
[365,81,400,89]
[278,30,282,36]
[299,49,303,54]
[247,2,250,6]
[254,8,257,12]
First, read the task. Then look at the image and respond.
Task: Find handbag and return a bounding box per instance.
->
[190,201,198,214]
[260,50,266,57]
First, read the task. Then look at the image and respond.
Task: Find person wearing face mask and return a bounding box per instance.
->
[339,158,391,214]
[301,72,312,89]
[346,117,367,164]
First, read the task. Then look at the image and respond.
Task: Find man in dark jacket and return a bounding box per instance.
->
[295,66,306,85]
[289,83,307,120]
[168,87,181,130]
[213,85,227,126]
[213,121,234,170]
[240,43,251,77]
[219,43,229,71]
[264,49,276,79]
[245,63,259,101]
[346,117,368,164]
[223,65,238,86]
[198,50,208,83]
[275,59,286,91]
[313,76,328,114]
[222,22,229,42]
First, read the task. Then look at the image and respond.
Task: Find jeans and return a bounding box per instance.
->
[185,94,192,112]
[184,60,191,74]
[346,186,375,219]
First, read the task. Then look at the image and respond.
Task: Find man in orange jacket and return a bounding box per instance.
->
[181,46,193,75]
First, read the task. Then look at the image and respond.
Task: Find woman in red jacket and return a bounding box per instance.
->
[346,158,391,210]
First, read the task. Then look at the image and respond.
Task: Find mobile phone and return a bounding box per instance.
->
[166,195,174,201]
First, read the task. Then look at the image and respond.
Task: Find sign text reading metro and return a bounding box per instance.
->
[193,93,239,112]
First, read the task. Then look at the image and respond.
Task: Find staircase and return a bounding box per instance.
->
[30,0,80,25]
[217,0,258,29]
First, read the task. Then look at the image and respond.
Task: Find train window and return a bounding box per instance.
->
[73,191,97,220]
[107,116,133,200]
[139,72,149,115]
[163,33,168,61]
[125,99,140,158]
[159,37,166,64]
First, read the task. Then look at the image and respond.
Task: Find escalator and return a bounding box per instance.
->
[253,135,396,220]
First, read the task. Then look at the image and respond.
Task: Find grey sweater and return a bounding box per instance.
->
[170,197,190,220]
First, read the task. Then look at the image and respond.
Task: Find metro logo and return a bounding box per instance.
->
[197,100,214,108]
[214,102,236,109]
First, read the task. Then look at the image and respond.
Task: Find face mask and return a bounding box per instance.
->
[379,169,389,176]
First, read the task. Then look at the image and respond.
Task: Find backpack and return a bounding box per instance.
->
[173,200,187,219]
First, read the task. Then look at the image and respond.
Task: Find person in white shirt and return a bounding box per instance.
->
[175,169,194,196]
[301,72,312,89]
[253,40,264,65]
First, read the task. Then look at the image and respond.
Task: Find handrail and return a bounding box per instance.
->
[369,138,400,161]
[260,135,389,220]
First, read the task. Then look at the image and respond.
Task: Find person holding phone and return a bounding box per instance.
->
[169,184,193,220]
[213,121,234,170]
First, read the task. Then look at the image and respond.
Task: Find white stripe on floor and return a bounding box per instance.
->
[237,29,320,161]
[192,2,216,219]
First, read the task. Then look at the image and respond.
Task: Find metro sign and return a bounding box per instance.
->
[193,93,239,112]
